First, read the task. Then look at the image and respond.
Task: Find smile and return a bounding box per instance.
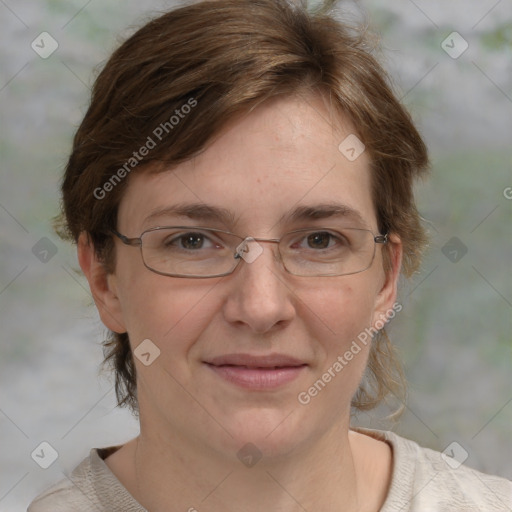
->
[204,363,307,390]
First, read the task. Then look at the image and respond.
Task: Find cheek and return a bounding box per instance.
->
[305,278,377,347]
[115,261,218,360]
[298,281,378,406]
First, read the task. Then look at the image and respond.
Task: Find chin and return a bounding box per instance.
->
[218,407,311,460]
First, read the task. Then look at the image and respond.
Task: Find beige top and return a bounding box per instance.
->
[27,428,512,511]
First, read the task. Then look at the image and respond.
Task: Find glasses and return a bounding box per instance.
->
[111,226,388,278]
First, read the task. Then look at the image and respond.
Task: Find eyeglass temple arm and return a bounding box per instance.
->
[375,234,388,244]
[111,229,142,246]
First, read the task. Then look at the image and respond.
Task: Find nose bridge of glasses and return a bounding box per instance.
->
[234,236,282,264]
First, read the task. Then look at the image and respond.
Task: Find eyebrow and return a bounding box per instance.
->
[143,203,238,227]
[281,203,367,227]
[142,202,368,229]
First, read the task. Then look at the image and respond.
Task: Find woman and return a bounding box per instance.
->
[28,0,512,510]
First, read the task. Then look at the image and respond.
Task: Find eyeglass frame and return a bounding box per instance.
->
[110,225,388,279]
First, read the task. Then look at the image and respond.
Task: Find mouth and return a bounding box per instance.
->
[203,354,308,390]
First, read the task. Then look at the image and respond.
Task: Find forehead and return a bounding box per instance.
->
[117,93,376,234]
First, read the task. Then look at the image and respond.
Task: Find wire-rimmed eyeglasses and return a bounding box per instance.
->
[111,225,388,278]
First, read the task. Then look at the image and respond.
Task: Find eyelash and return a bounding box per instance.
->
[165,230,348,251]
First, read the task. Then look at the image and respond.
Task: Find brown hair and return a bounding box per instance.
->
[55,0,429,416]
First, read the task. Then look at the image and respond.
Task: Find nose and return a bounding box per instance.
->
[222,239,295,334]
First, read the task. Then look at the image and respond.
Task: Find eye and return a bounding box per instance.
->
[179,232,207,250]
[305,231,334,249]
[163,231,220,251]
[293,230,348,250]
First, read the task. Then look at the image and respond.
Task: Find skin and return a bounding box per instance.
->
[78,92,402,512]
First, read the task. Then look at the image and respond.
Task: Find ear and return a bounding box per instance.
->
[371,233,402,328]
[77,232,127,333]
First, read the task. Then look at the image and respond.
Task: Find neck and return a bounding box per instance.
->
[124,420,364,512]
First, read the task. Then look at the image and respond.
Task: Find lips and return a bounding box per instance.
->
[206,353,307,368]
[204,353,307,390]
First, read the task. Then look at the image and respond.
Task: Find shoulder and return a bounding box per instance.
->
[27,452,99,512]
[27,446,143,512]
[27,479,96,512]
[352,427,512,511]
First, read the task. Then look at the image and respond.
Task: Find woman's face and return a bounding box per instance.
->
[95,93,401,461]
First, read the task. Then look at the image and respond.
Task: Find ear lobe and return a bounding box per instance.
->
[371,234,403,328]
[77,232,127,333]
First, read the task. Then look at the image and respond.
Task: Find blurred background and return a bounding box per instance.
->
[0,0,511,510]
